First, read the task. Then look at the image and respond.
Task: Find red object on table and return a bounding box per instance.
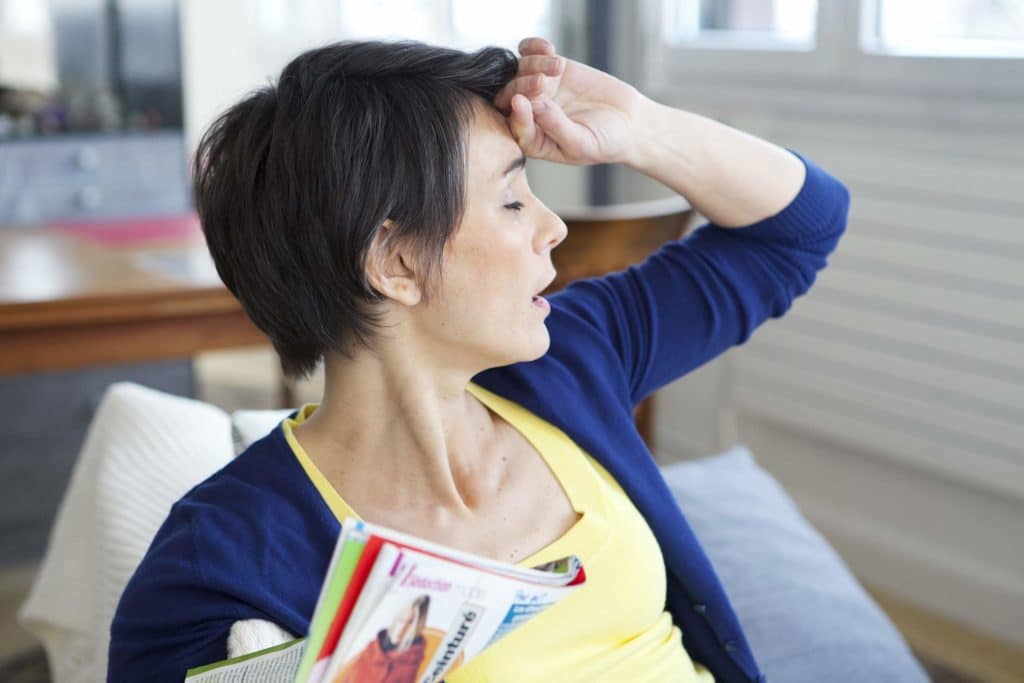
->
[49,212,202,247]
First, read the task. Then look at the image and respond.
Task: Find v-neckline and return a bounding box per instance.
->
[465,381,585,514]
[281,383,604,567]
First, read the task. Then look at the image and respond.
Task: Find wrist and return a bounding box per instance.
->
[622,98,712,195]
[622,95,664,170]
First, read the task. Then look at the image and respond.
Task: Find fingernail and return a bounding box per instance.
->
[543,57,559,70]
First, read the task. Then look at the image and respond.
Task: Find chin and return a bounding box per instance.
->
[488,320,550,367]
[523,326,551,362]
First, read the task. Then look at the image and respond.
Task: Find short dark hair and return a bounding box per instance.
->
[193,40,518,379]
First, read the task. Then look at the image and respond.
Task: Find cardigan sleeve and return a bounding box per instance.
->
[550,149,850,406]
[107,506,236,682]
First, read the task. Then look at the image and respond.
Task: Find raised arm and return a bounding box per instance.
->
[491,38,850,405]
[494,37,809,228]
[623,100,807,229]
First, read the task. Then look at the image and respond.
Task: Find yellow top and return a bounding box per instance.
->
[282,381,714,683]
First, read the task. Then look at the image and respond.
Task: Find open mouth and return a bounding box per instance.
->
[532,295,550,310]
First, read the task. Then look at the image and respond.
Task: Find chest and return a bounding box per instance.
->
[362,425,582,567]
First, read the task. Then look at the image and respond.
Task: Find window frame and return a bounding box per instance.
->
[640,0,1024,99]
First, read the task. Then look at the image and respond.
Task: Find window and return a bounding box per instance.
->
[662,0,818,50]
[0,0,56,92]
[338,0,443,42]
[862,0,1024,58]
[450,0,552,50]
[337,0,556,52]
[644,0,1024,97]
[641,0,835,84]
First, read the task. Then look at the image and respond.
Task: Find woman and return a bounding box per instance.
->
[339,595,430,683]
[108,37,849,682]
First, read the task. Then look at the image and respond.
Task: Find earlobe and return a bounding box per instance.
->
[391,276,423,307]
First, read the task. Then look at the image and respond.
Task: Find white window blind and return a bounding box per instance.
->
[727,116,1024,501]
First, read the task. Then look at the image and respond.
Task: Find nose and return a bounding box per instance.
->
[537,205,568,253]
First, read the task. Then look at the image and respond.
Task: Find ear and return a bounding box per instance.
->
[365,219,423,307]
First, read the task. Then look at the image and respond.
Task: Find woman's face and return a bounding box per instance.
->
[390,99,568,371]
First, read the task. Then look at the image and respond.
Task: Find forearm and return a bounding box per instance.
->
[624,98,806,228]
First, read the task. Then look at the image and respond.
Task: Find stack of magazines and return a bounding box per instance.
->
[184,517,587,682]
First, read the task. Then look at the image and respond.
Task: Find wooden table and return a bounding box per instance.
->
[0,214,268,377]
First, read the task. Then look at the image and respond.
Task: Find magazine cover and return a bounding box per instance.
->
[324,541,581,683]
[184,518,586,683]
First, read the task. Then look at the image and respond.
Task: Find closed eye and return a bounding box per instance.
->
[504,201,525,212]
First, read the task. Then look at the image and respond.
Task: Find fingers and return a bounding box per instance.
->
[509,91,579,161]
[518,37,556,56]
[519,54,565,76]
[493,58,563,113]
[494,71,550,112]
[493,38,561,113]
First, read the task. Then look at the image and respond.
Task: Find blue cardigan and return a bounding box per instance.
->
[108,149,849,682]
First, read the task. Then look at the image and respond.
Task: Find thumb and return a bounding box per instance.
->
[529,96,583,159]
[508,93,540,154]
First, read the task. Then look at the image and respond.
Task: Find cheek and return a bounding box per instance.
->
[443,227,528,309]
[460,239,517,285]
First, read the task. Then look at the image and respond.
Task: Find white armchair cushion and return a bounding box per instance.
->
[231,409,293,457]
[226,619,296,659]
[18,382,235,683]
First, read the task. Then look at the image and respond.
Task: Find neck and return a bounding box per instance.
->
[291,344,504,518]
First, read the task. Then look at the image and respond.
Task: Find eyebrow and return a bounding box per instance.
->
[497,153,527,181]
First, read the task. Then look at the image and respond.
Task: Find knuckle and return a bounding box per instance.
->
[517,54,546,72]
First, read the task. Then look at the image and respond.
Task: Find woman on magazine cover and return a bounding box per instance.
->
[339,595,430,683]
[108,35,850,682]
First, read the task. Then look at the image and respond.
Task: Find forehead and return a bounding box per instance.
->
[466,101,521,183]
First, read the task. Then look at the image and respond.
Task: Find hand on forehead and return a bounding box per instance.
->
[493,37,565,115]
[492,35,637,166]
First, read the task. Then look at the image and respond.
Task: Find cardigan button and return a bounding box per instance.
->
[692,602,707,615]
[723,640,738,653]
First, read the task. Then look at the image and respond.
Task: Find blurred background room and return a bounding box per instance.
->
[0,1,1022,681]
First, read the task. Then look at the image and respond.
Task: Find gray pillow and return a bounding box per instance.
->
[660,445,930,683]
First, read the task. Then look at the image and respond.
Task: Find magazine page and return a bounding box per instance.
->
[185,638,305,682]
[319,543,406,683]
[323,541,583,683]
[304,526,387,683]
[345,519,585,588]
[297,528,365,683]
[332,543,406,668]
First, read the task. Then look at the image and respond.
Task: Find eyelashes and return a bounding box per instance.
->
[504,201,525,212]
